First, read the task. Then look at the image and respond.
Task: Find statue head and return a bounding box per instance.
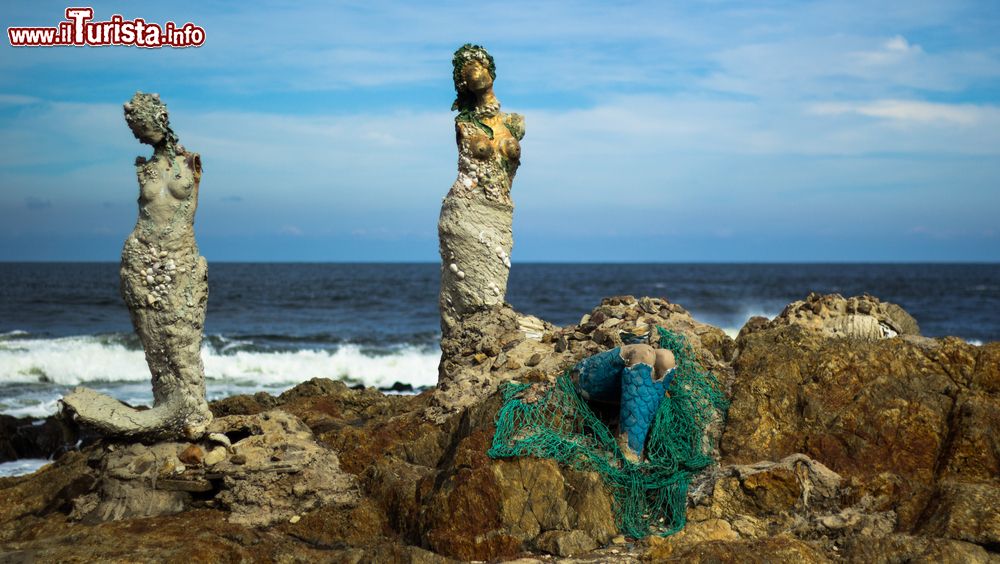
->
[452,44,496,113]
[123,91,177,147]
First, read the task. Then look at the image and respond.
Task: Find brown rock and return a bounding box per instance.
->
[156,478,213,493]
[736,316,770,340]
[842,533,992,564]
[972,342,1000,394]
[649,536,831,563]
[4,291,995,563]
[283,498,389,549]
[534,529,597,557]
[421,431,615,562]
[210,391,278,417]
[362,457,435,542]
[645,519,738,559]
[723,322,997,534]
[767,292,920,339]
[555,335,568,353]
[563,470,616,545]
[919,481,1000,546]
[0,413,85,464]
[479,336,501,357]
[939,393,1000,481]
[178,445,204,466]
[705,454,842,526]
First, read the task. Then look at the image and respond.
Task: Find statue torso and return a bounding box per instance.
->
[133,151,201,248]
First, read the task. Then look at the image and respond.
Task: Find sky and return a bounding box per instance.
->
[1,1,998,262]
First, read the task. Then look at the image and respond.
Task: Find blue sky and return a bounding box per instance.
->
[1,1,998,262]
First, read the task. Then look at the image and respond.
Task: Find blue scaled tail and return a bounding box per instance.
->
[572,346,624,402]
[620,364,674,456]
[572,345,677,458]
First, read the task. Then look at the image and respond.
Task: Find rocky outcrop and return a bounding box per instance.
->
[66,410,357,527]
[429,295,734,422]
[742,291,921,340]
[418,393,617,561]
[717,302,1000,559]
[1,294,997,562]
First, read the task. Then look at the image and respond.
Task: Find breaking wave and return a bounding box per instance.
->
[0,332,439,417]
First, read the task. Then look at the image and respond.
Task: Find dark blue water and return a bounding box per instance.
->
[2,262,997,344]
[0,262,996,423]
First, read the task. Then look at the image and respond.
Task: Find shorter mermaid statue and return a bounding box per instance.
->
[62,92,212,439]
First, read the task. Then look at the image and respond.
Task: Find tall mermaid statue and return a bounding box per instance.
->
[438,44,525,337]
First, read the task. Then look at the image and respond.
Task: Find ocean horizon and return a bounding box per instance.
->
[2,261,997,425]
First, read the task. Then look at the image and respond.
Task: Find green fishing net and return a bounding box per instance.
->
[488,327,728,538]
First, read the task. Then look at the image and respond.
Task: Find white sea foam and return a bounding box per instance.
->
[714,308,780,339]
[1,398,62,419]
[0,335,149,385]
[0,335,439,388]
[966,339,984,346]
[0,459,50,478]
[0,334,440,417]
[202,345,440,389]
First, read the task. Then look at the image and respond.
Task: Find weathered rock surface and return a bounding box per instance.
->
[724,321,999,540]
[62,409,357,528]
[1,293,997,563]
[742,291,921,340]
[430,295,733,423]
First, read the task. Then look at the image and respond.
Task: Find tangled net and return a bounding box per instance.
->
[488,327,728,538]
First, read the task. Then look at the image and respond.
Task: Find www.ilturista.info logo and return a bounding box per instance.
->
[8,7,205,48]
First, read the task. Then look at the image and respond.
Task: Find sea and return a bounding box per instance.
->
[1,262,998,475]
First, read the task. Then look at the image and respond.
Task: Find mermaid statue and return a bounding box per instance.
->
[62,92,212,439]
[572,344,677,460]
[438,44,525,337]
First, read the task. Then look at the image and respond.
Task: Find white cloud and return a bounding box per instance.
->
[852,34,924,67]
[2,0,999,259]
[885,35,917,53]
[810,100,999,126]
[0,94,41,106]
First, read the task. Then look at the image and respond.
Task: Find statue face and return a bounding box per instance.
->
[125,113,166,145]
[123,93,169,146]
[462,60,493,93]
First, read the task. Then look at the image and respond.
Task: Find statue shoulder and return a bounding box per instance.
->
[503,113,525,141]
[177,146,202,179]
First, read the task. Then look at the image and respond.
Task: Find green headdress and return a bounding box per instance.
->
[451,43,496,113]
